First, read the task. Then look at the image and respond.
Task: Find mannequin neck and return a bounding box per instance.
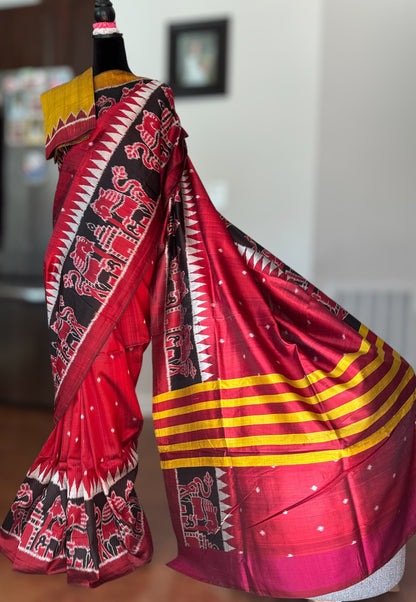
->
[93,34,131,76]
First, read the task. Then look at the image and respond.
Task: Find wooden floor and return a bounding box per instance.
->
[0,405,415,602]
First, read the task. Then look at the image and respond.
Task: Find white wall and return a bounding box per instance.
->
[315,0,416,288]
[116,0,322,279]
[0,0,40,7]
[314,0,416,365]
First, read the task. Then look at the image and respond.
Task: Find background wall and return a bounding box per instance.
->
[315,0,416,289]
[116,0,323,279]
[315,0,416,366]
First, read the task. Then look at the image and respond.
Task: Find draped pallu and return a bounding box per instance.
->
[0,70,415,598]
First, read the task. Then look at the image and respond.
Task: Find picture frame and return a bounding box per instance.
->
[168,19,229,97]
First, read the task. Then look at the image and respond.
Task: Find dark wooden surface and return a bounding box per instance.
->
[0,0,93,74]
[0,299,53,408]
[0,405,415,601]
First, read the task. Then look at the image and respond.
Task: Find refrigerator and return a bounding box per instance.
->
[0,66,72,407]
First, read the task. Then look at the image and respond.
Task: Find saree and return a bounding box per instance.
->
[0,69,416,597]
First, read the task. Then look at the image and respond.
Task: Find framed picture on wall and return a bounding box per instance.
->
[168,19,229,97]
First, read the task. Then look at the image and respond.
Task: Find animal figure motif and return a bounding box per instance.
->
[125,105,181,171]
[179,473,220,541]
[64,236,121,300]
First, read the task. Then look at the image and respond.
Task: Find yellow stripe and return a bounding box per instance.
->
[153,345,389,421]
[153,325,373,406]
[94,70,141,91]
[154,356,402,438]
[159,391,415,469]
[157,366,414,452]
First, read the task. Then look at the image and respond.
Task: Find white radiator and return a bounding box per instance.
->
[333,288,415,364]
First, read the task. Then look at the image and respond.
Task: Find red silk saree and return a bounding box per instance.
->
[0,70,416,598]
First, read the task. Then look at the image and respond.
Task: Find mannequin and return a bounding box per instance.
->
[93,0,131,75]
[0,0,412,597]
